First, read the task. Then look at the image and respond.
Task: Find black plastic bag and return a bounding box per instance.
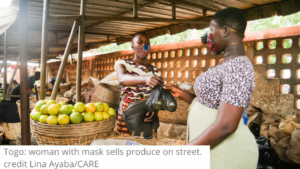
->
[250,124,299,169]
[146,86,177,112]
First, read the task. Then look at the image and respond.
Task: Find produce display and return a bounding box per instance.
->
[31,100,115,125]
[0,93,2,102]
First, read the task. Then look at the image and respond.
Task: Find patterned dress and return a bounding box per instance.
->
[114,59,161,136]
[188,56,258,168]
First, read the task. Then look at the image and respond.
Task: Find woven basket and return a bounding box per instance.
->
[30,115,116,145]
[16,96,69,120]
[158,98,190,125]
[91,83,121,108]
[101,134,185,145]
[60,84,70,94]
[2,122,21,140]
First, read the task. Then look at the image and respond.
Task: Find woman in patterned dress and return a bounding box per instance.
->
[114,31,163,137]
[164,8,258,169]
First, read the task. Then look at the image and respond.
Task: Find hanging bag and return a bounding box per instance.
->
[119,65,159,138]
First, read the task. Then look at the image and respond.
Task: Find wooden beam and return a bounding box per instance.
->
[3,31,8,99]
[84,16,210,24]
[51,21,79,100]
[171,1,176,20]
[40,0,50,100]
[76,0,85,102]
[49,15,81,21]
[133,0,138,18]
[19,0,31,145]
[165,0,218,12]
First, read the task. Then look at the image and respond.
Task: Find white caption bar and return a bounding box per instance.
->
[0,146,209,169]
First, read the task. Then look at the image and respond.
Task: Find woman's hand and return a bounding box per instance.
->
[163,84,182,98]
[164,84,196,104]
[144,111,157,122]
[144,75,163,89]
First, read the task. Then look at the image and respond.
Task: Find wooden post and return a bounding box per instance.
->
[76,0,86,102]
[19,0,31,145]
[203,9,207,19]
[3,31,8,99]
[51,21,79,100]
[133,0,138,18]
[5,55,20,99]
[172,2,176,20]
[40,0,50,100]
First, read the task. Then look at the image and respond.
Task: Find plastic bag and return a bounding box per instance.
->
[125,139,142,146]
[146,86,177,112]
[250,123,300,169]
[279,115,300,135]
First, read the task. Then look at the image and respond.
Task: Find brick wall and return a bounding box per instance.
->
[48,25,300,116]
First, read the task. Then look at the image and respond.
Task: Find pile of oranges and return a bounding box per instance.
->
[31,100,115,125]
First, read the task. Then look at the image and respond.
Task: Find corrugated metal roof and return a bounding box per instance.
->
[0,0,299,60]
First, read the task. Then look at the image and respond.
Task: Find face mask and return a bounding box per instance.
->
[133,45,150,59]
[201,28,240,55]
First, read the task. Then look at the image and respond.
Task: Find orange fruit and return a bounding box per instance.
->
[59,101,67,106]
[40,105,49,115]
[103,103,109,112]
[108,108,115,117]
[95,102,104,112]
[85,103,96,113]
[39,115,49,124]
[46,100,57,106]
[102,112,110,120]
[74,102,85,112]
[84,112,95,122]
[48,104,60,115]
[94,112,104,121]
[58,114,70,125]
[47,115,58,125]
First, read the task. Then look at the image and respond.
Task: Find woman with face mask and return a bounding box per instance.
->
[164,8,258,168]
[114,31,163,137]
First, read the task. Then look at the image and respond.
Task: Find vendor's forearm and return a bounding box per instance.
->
[186,123,234,149]
[118,74,147,86]
[179,90,196,104]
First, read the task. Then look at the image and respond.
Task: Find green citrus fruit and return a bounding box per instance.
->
[108,108,115,117]
[68,104,74,110]
[103,103,109,112]
[95,102,104,112]
[94,112,104,121]
[32,111,42,122]
[48,104,60,115]
[39,115,49,124]
[47,115,58,125]
[46,100,57,106]
[102,112,110,120]
[40,105,49,115]
[59,101,67,106]
[70,112,83,124]
[84,112,95,122]
[85,103,96,113]
[58,114,70,125]
[35,100,46,111]
[74,102,85,112]
[60,105,72,115]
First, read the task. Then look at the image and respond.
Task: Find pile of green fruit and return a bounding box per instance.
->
[0,93,3,102]
[31,100,115,125]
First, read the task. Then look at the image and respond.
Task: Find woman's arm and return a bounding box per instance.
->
[116,64,163,88]
[186,101,244,149]
[163,84,196,104]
